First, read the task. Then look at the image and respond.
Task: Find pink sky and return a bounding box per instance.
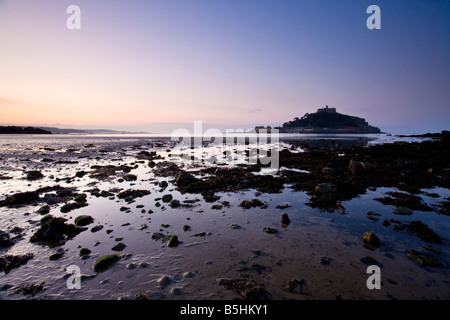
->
[1,1,449,134]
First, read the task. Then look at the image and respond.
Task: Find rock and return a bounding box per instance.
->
[0,253,34,273]
[138,224,148,231]
[393,206,413,215]
[170,287,182,295]
[26,170,44,181]
[30,217,86,245]
[360,256,383,267]
[382,219,391,227]
[112,242,127,252]
[0,230,11,247]
[363,232,382,250]
[159,181,168,188]
[123,174,137,181]
[322,167,334,174]
[162,194,173,203]
[126,263,137,270]
[93,254,120,272]
[151,232,166,240]
[117,189,150,200]
[74,215,94,226]
[157,275,173,287]
[79,248,91,256]
[407,250,442,267]
[422,245,442,254]
[175,170,195,187]
[348,159,362,176]
[40,214,54,224]
[74,194,87,203]
[283,279,308,295]
[91,225,103,233]
[49,253,63,261]
[36,205,51,215]
[239,199,268,209]
[229,224,241,229]
[169,199,180,208]
[281,212,290,226]
[314,183,337,193]
[183,225,191,232]
[0,191,39,207]
[167,235,179,247]
[217,278,270,300]
[262,227,278,234]
[320,257,332,265]
[60,201,88,213]
[183,271,195,278]
[407,221,443,244]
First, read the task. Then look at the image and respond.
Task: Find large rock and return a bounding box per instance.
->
[30,217,85,245]
[74,215,94,226]
[0,191,39,207]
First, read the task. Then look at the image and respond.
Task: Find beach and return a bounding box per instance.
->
[0,133,449,300]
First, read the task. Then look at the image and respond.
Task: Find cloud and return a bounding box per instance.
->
[248,108,263,113]
[0,97,13,104]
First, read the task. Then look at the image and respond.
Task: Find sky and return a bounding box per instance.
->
[0,0,449,134]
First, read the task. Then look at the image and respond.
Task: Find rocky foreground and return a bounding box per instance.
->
[0,134,449,299]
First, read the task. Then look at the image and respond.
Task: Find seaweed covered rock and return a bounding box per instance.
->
[407,250,442,267]
[30,217,86,245]
[217,278,270,300]
[74,215,94,226]
[93,254,120,272]
[240,199,268,209]
[0,253,34,273]
[0,191,39,207]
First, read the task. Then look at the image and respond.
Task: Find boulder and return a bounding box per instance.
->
[74,215,94,226]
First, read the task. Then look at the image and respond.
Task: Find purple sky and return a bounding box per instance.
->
[0,0,449,134]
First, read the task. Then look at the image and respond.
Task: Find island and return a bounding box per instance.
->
[0,126,52,134]
[256,106,381,134]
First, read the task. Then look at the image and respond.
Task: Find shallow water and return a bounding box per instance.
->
[0,134,448,300]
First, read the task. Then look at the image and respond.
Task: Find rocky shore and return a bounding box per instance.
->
[0,133,449,300]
